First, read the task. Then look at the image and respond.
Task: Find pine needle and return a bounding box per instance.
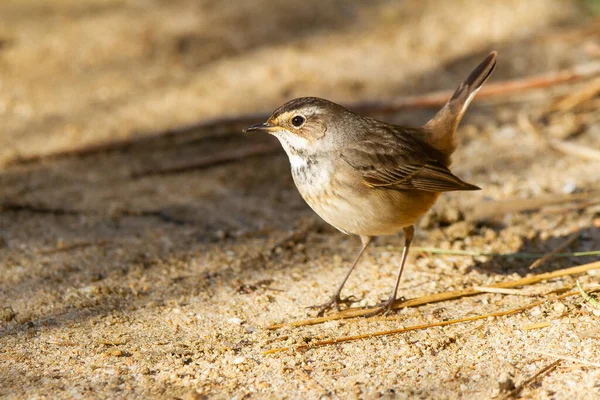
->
[382,246,600,259]
[530,350,600,368]
[472,286,531,296]
[267,261,600,329]
[263,288,598,355]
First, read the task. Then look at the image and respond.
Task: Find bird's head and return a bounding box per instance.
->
[244,97,356,154]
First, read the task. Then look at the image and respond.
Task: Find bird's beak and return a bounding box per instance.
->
[243,122,279,134]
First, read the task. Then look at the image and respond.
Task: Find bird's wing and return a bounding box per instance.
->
[341,128,480,192]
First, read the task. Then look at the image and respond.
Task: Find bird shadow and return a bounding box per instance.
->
[465,225,599,277]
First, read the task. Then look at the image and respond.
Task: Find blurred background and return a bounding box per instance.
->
[1,1,600,398]
[0,0,598,162]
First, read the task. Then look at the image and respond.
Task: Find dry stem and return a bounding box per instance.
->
[267,261,600,330]
[264,288,599,354]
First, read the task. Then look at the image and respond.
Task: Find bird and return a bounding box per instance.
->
[244,52,497,316]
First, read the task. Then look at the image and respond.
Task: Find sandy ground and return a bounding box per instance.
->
[1,0,600,398]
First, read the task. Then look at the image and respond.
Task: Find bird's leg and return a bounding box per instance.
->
[365,225,414,317]
[309,236,372,317]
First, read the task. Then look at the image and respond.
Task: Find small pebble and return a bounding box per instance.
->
[562,181,577,194]
[105,349,124,357]
[553,302,566,313]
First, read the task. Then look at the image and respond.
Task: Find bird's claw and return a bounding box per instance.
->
[363,296,404,318]
[308,295,358,317]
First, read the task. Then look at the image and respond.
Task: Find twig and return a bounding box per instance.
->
[548,76,600,113]
[381,246,600,259]
[472,286,530,296]
[6,62,600,167]
[38,240,110,255]
[267,261,600,329]
[501,360,562,399]
[548,139,600,161]
[470,191,600,222]
[263,289,599,354]
[530,350,600,368]
[540,200,600,215]
[353,61,600,115]
[529,232,580,270]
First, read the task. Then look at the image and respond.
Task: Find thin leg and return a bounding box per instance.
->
[309,235,372,317]
[365,225,414,317]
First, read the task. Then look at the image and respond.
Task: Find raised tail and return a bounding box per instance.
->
[424,51,497,161]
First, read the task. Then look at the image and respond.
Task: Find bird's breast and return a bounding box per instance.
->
[289,155,367,235]
[290,155,333,197]
[288,155,438,236]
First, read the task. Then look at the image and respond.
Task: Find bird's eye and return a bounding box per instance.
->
[291,115,305,127]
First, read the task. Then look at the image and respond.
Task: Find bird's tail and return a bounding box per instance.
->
[424,51,497,160]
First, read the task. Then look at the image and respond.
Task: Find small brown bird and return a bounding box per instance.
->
[245,52,497,316]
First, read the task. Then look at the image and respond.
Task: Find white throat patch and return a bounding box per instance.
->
[274,131,310,152]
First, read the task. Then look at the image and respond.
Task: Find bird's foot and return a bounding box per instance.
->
[308,295,358,317]
[363,296,405,318]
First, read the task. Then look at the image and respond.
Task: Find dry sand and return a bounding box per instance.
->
[1,1,600,398]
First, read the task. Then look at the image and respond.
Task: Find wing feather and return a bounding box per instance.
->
[341,125,479,193]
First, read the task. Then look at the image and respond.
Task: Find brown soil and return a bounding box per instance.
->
[1,1,599,398]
